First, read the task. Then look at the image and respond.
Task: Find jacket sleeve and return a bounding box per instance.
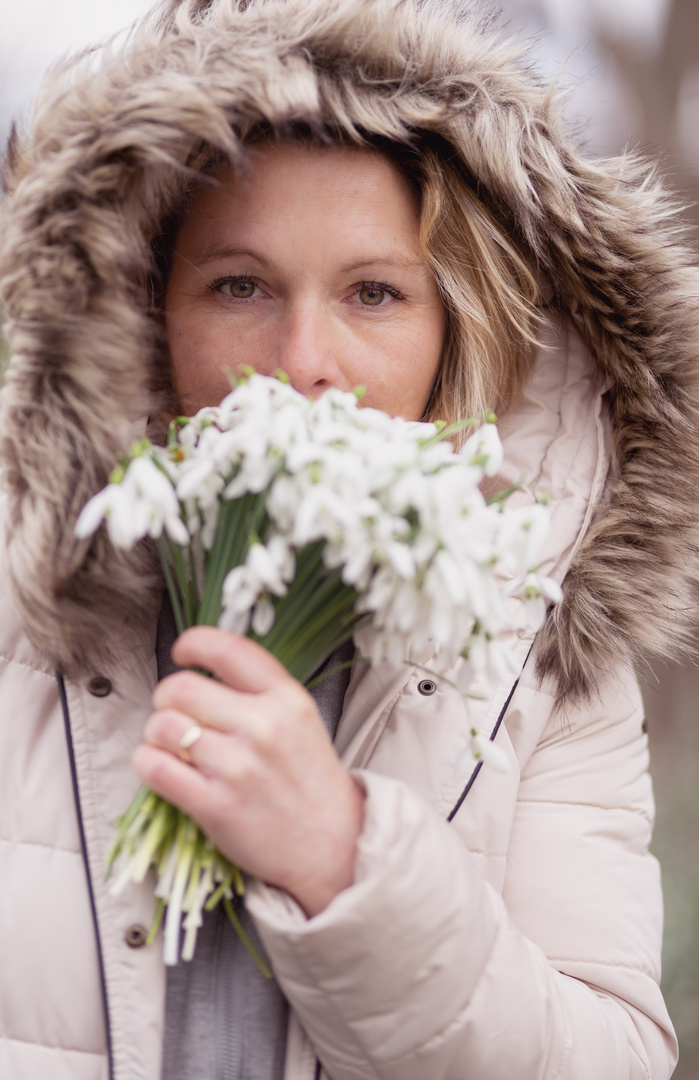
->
[245,663,678,1080]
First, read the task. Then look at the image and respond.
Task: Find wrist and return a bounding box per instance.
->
[284,773,366,917]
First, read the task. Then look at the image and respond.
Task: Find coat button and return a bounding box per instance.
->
[417,679,437,696]
[125,924,148,948]
[88,676,112,697]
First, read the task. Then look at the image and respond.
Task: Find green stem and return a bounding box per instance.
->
[157,539,187,635]
[273,582,358,662]
[268,589,361,685]
[305,656,368,690]
[254,542,325,645]
[131,798,174,882]
[485,481,522,506]
[188,544,200,607]
[223,895,272,978]
[197,501,236,626]
[199,493,267,626]
[260,555,345,652]
[170,542,196,625]
[146,899,166,946]
[205,873,234,912]
[420,415,484,446]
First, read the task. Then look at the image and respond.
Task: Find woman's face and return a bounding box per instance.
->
[165,144,446,418]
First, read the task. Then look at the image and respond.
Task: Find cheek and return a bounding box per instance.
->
[166,310,267,412]
[350,304,449,421]
[166,311,218,407]
[419,306,447,376]
[399,307,446,415]
[358,316,444,420]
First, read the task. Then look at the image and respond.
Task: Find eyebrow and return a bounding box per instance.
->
[341,255,426,273]
[186,246,271,267]
[185,245,425,273]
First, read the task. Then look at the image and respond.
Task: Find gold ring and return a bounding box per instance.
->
[178,724,203,764]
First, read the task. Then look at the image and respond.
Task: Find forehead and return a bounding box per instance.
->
[173,143,422,259]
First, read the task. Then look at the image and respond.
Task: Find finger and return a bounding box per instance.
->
[132,742,214,821]
[143,706,206,754]
[152,672,261,733]
[152,670,301,741]
[143,710,251,781]
[172,626,294,694]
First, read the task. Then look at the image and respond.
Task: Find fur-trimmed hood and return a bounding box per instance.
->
[2,0,699,701]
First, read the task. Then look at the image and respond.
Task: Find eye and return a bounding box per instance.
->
[358,285,387,306]
[227,278,256,299]
[352,281,403,308]
[209,276,261,299]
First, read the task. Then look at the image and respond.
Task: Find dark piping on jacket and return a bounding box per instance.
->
[57,672,116,1080]
[447,641,534,822]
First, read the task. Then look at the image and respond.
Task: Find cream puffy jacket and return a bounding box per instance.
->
[0,319,679,1079]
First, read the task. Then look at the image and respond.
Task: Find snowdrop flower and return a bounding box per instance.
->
[460,418,504,477]
[218,568,254,634]
[199,502,222,552]
[100,372,565,967]
[455,728,510,779]
[75,486,119,541]
[176,453,225,508]
[455,629,519,692]
[76,452,188,547]
[521,571,564,628]
[498,502,552,575]
[251,596,276,636]
[219,536,295,635]
[247,536,295,595]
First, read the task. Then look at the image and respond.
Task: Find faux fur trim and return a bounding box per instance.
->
[2,0,699,700]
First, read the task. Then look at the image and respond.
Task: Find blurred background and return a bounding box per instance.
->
[0,0,697,1074]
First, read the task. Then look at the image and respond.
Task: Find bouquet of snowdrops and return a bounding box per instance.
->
[76,373,560,965]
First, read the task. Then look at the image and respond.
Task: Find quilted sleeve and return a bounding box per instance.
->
[246,664,677,1080]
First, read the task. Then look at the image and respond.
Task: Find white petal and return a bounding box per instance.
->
[75,489,111,538]
[251,597,276,636]
[385,541,416,580]
[218,606,251,635]
[165,514,190,546]
[471,731,510,772]
[454,746,478,781]
[247,542,287,596]
[542,575,564,604]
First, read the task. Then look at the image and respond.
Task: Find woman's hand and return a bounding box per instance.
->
[132,626,365,917]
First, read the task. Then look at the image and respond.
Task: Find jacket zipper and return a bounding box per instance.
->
[57,672,116,1080]
[216,899,245,1079]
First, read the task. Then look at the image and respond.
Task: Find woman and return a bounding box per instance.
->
[0,0,697,1077]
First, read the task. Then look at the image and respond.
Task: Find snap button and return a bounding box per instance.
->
[88,676,112,697]
[417,679,437,696]
[125,924,148,948]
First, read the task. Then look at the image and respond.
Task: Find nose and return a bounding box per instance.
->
[267,301,340,398]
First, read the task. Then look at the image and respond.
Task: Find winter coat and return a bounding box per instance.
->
[2,1,699,1078]
[0,316,680,1079]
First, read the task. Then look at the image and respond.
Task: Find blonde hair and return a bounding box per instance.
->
[414,146,542,426]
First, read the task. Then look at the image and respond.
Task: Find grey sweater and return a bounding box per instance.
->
[156,594,353,1080]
